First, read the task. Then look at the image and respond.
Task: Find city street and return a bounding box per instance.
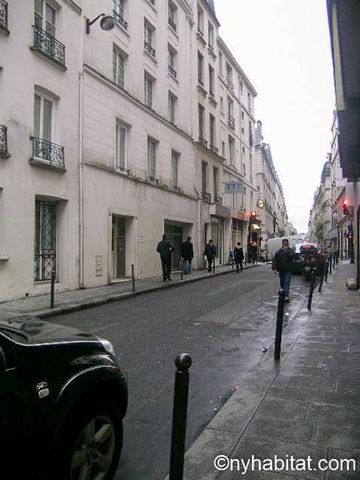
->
[54,264,310,480]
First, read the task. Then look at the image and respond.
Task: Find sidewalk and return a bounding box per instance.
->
[0,262,260,322]
[173,262,360,480]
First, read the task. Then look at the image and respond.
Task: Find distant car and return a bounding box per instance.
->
[291,243,304,274]
[0,316,127,480]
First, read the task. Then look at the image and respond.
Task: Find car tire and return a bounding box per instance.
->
[53,398,123,480]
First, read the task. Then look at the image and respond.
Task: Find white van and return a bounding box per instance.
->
[262,235,306,260]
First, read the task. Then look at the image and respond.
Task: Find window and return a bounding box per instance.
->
[248,92,251,110]
[168,0,177,31]
[240,79,243,94]
[113,0,127,29]
[242,162,246,176]
[222,141,225,157]
[226,63,233,88]
[201,161,207,192]
[229,136,235,165]
[171,150,179,187]
[147,137,157,179]
[208,22,214,48]
[197,5,204,34]
[209,114,216,148]
[168,44,177,78]
[220,96,224,113]
[34,199,57,281]
[209,65,215,95]
[168,91,177,123]
[198,104,205,139]
[113,46,125,88]
[35,0,56,37]
[144,72,153,108]
[213,167,218,197]
[198,51,204,85]
[219,51,223,76]
[250,153,253,183]
[34,92,55,143]
[116,122,128,171]
[144,19,155,57]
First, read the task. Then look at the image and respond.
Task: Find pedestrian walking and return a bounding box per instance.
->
[272,238,295,302]
[234,242,244,273]
[156,233,174,281]
[251,241,258,264]
[181,236,194,274]
[203,239,216,273]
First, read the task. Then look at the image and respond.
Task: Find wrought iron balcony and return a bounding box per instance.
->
[210,144,218,154]
[168,65,177,78]
[31,137,65,170]
[113,10,128,30]
[0,0,8,31]
[198,137,207,148]
[144,41,155,58]
[228,115,235,131]
[0,124,9,157]
[214,194,223,205]
[202,191,212,203]
[32,25,65,67]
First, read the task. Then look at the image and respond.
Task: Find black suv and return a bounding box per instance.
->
[0,316,127,480]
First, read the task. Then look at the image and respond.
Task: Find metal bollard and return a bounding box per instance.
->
[50,269,55,309]
[324,261,329,282]
[318,263,326,292]
[329,255,332,275]
[169,353,192,480]
[131,264,135,292]
[213,260,216,274]
[307,268,316,310]
[180,259,184,280]
[274,289,285,360]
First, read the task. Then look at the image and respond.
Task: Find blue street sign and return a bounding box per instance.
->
[224,182,242,193]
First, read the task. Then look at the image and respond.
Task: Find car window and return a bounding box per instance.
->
[0,328,29,344]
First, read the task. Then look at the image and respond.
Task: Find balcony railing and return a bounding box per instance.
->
[198,137,207,148]
[32,137,65,169]
[228,115,235,131]
[144,41,155,58]
[210,144,218,154]
[214,194,223,205]
[0,124,9,157]
[168,65,177,78]
[32,25,65,66]
[202,191,212,203]
[113,10,128,30]
[0,0,8,31]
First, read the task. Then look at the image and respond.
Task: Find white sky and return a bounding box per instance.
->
[215,0,336,233]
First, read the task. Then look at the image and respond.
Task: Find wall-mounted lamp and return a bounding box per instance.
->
[86,13,115,34]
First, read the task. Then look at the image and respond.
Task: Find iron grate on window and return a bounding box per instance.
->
[32,25,65,66]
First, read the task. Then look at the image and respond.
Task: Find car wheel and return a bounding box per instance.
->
[55,398,123,480]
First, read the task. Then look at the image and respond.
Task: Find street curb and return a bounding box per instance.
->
[37,263,261,319]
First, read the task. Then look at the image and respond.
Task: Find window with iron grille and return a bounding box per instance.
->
[144,19,155,57]
[144,72,153,108]
[0,0,8,30]
[113,46,125,88]
[168,44,177,78]
[171,150,179,187]
[168,0,177,30]
[147,137,156,179]
[168,91,177,124]
[116,122,128,171]
[35,0,56,36]
[34,199,57,281]
[34,92,54,143]
[113,0,127,29]
[33,0,65,66]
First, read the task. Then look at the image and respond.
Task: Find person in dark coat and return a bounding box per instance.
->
[203,239,216,273]
[234,242,244,273]
[156,234,174,281]
[272,238,295,301]
[181,236,194,274]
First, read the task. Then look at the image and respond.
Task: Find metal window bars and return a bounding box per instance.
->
[32,137,65,169]
[33,25,65,66]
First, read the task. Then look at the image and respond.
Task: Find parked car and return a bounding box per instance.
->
[0,316,127,480]
[299,243,320,280]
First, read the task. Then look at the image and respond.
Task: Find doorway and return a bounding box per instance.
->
[164,224,183,269]
[112,215,126,279]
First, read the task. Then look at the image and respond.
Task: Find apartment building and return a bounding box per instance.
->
[0,0,82,301]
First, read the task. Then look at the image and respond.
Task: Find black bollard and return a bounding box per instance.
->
[318,262,326,292]
[329,255,332,275]
[180,259,184,280]
[50,269,55,309]
[274,289,285,360]
[169,353,192,480]
[131,264,135,292]
[324,261,329,282]
[307,268,316,310]
[213,260,216,274]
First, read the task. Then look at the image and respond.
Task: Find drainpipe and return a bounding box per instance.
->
[78,2,85,288]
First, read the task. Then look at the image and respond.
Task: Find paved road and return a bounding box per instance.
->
[54,264,310,480]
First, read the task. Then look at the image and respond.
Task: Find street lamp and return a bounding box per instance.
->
[86,13,116,34]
